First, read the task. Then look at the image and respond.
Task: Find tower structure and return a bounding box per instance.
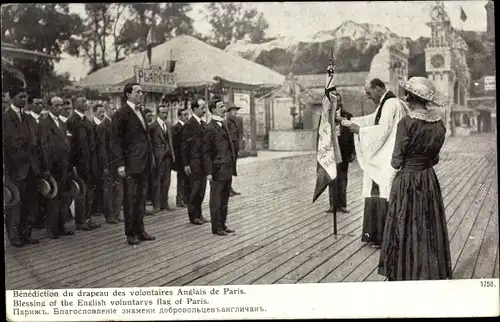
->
[424,1,472,136]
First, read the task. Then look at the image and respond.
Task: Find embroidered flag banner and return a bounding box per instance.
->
[312,64,342,203]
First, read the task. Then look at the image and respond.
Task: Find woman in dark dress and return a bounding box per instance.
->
[379,77,452,281]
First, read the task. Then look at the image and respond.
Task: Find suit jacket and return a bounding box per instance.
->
[150,119,175,169]
[3,107,37,181]
[181,116,206,176]
[96,117,113,173]
[337,110,355,161]
[226,115,242,152]
[23,112,42,176]
[110,103,154,175]
[38,116,71,181]
[203,119,237,181]
[172,121,185,171]
[66,111,98,181]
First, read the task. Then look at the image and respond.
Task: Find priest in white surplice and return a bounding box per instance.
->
[344,78,409,247]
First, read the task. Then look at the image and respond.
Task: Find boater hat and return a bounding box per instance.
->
[38,175,58,199]
[398,77,442,106]
[225,103,241,112]
[4,177,20,207]
[70,176,86,199]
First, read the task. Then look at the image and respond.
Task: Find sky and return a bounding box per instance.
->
[55,1,489,80]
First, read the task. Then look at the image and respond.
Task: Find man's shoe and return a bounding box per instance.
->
[224,228,235,234]
[22,237,40,245]
[213,230,228,236]
[200,216,210,223]
[190,218,204,225]
[338,207,350,213]
[76,224,93,231]
[89,222,101,229]
[127,236,140,245]
[325,208,334,213]
[60,230,74,236]
[10,239,25,248]
[139,232,156,241]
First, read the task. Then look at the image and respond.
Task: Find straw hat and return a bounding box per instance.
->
[69,176,86,199]
[4,178,20,207]
[225,103,241,112]
[38,175,58,199]
[398,77,442,106]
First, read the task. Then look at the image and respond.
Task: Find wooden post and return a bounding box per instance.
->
[264,98,271,137]
[228,87,234,104]
[250,88,257,156]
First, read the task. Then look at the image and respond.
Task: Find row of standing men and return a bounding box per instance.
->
[3,82,242,247]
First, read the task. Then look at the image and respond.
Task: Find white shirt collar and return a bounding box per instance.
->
[104,114,111,122]
[94,117,101,125]
[10,104,21,114]
[30,110,40,120]
[49,112,60,124]
[212,115,224,122]
[157,117,165,127]
[178,120,185,126]
[192,113,202,124]
[59,115,67,123]
[74,110,85,119]
[127,101,137,110]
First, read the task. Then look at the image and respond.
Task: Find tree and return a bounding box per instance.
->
[1,4,85,95]
[115,3,194,58]
[203,3,270,49]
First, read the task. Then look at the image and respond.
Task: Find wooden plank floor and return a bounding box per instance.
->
[5,134,498,289]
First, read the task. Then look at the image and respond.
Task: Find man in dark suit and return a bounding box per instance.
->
[150,105,175,213]
[327,95,355,213]
[172,108,190,207]
[91,104,105,218]
[23,95,45,228]
[96,103,120,224]
[3,86,40,247]
[38,96,75,238]
[66,94,101,231]
[181,99,210,225]
[204,98,237,236]
[110,82,156,245]
[225,105,242,197]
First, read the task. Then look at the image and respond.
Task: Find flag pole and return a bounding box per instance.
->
[327,46,338,236]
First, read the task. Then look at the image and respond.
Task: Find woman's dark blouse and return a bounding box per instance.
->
[391,114,447,171]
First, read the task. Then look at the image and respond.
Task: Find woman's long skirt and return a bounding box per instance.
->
[378,167,453,281]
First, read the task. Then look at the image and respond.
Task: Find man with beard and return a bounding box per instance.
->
[173,108,190,208]
[345,78,408,248]
[96,103,121,224]
[204,99,237,236]
[150,105,175,213]
[38,96,75,239]
[181,99,210,225]
[66,94,101,231]
[3,85,40,247]
[111,82,156,245]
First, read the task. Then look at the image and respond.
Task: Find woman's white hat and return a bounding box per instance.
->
[398,77,442,106]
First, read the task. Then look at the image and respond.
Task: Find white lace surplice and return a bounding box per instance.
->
[352,98,409,199]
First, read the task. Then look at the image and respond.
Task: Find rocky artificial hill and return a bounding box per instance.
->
[225,20,495,81]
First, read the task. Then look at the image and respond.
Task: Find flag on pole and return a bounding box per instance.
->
[146,27,154,66]
[312,61,342,203]
[460,6,467,22]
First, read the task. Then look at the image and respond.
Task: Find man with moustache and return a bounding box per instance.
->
[110,82,156,245]
[38,96,75,238]
[3,85,40,247]
[96,103,121,224]
[172,108,190,208]
[225,104,243,197]
[345,78,408,248]
[58,98,74,222]
[204,99,237,236]
[327,94,356,214]
[59,100,73,122]
[66,94,101,231]
[24,95,45,229]
[150,105,175,213]
[181,99,210,225]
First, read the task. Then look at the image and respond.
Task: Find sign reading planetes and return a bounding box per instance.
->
[134,65,177,90]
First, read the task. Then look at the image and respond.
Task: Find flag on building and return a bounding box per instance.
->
[312,65,342,203]
[460,6,467,22]
[146,27,154,66]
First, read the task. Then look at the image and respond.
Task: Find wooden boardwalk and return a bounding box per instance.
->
[5,134,499,289]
